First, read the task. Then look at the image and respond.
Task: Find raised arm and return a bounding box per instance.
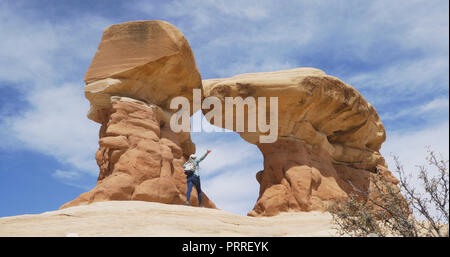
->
[195,150,211,164]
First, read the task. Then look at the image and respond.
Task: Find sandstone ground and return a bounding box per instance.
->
[0,201,337,237]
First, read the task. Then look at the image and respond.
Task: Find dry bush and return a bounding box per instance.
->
[328,148,449,237]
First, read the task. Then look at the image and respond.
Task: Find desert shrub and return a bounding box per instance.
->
[328,148,449,237]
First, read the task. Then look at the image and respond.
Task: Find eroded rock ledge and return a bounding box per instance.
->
[202,68,398,216]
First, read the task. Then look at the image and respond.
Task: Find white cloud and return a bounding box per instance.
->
[347,56,448,101]
[0,9,57,87]
[6,84,99,175]
[214,59,294,78]
[203,166,261,216]
[419,98,449,113]
[381,97,449,121]
[159,0,270,31]
[51,169,94,190]
[209,0,269,20]
[368,0,449,51]
[381,121,449,174]
[52,169,81,180]
[0,3,110,185]
[0,3,110,88]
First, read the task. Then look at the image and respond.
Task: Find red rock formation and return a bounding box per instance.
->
[63,20,399,217]
[202,68,400,216]
[61,20,215,209]
[83,20,201,123]
[61,96,215,209]
[247,138,397,216]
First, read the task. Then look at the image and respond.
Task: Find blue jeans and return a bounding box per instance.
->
[186,174,202,206]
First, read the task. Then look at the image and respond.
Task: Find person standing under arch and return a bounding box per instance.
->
[183,149,211,207]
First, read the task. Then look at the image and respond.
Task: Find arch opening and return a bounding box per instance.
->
[189,110,264,216]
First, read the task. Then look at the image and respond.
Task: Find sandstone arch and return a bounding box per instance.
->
[61,20,399,217]
[202,68,398,216]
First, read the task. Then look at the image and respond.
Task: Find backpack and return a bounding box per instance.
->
[184,160,195,176]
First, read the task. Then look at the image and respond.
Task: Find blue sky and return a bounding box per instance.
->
[0,0,448,217]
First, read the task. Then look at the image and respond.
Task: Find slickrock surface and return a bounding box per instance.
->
[0,201,337,237]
